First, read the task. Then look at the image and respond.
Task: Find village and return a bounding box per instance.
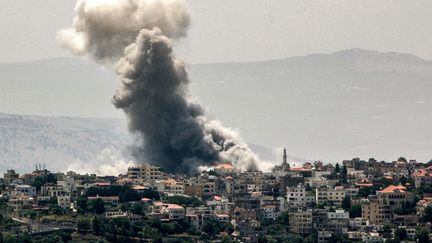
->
[1,149,432,242]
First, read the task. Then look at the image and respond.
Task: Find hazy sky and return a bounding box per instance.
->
[1,0,432,64]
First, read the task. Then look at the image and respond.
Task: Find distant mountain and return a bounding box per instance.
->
[1,48,432,165]
[0,113,130,174]
[0,113,283,175]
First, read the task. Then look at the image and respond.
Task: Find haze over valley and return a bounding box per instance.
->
[1,48,432,173]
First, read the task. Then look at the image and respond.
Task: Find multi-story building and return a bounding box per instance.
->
[376,185,414,210]
[214,163,235,175]
[326,209,350,233]
[8,194,34,211]
[155,179,184,195]
[15,185,37,197]
[57,195,71,209]
[152,202,185,220]
[41,184,64,198]
[318,230,333,243]
[316,186,346,206]
[289,209,313,236]
[127,163,162,181]
[362,198,392,225]
[3,170,19,186]
[413,166,432,188]
[286,184,315,207]
[184,177,216,197]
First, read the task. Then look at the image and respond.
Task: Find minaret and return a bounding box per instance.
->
[282,147,290,170]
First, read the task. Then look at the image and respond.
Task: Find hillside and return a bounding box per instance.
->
[1,48,432,168]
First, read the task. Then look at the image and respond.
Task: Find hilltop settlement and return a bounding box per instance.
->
[2,149,432,242]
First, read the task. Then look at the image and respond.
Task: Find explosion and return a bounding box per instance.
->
[59,0,259,173]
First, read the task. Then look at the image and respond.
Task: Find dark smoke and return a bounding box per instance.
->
[59,0,260,173]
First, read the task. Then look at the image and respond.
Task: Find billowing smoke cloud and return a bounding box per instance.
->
[59,0,260,173]
[67,148,135,176]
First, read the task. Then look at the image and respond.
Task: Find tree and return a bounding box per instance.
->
[399,176,408,186]
[394,228,407,241]
[277,211,289,224]
[224,222,234,235]
[334,163,340,176]
[164,196,203,207]
[77,218,92,233]
[382,224,392,239]
[120,189,141,202]
[92,217,102,235]
[55,231,72,243]
[341,165,348,184]
[76,196,88,213]
[131,203,144,215]
[349,204,362,218]
[358,187,372,198]
[342,196,351,210]
[91,199,105,214]
[203,220,218,236]
[422,206,432,223]
[416,228,429,243]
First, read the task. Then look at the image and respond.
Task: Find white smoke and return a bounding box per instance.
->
[66,148,135,176]
[58,0,190,60]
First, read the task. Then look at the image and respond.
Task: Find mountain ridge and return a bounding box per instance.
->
[1,48,431,166]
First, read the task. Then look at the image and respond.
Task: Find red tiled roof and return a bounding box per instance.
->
[95,182,110,186]
[414,168,432,177]
[379,185,406,193]
[290,167,311,172]
[215,163,234,170]
[167,204,184,209]
[159,179,178,184]
[132,185,147,190]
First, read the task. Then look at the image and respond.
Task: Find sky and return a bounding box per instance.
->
[1,0,432,64]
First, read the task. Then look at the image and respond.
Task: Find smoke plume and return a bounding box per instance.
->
[59,0,259,173]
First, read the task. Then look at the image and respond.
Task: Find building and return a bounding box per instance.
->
[318,230,333,243]
[155,179,184,195]
[184,177,216,197]
[127,163,162,181]
[3,170,19,186]
[289,209,313,236]
[15,185,37,197]
[376,185,414,210]
[362,198,392,225]
[286,184,315,207]
[326,209,350,233]
[316,186,346,206]
[152,202,185,220]
[57,195,71,209]
[414,166,432,188]
[214,163,235,175]
[105,211,142,223]
[41,184,64,198]
[8,194,34,211]
[88,195,120,205]
[272,147,291,177]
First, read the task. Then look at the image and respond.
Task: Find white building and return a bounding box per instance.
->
[286,184,315,207]
[41,184,64,198]
[8,194,34,211]
[155,179,184,195]
[15,185,37,197]
[57,195,71,209]
[127,163,162,181]
[153,202,186,220]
